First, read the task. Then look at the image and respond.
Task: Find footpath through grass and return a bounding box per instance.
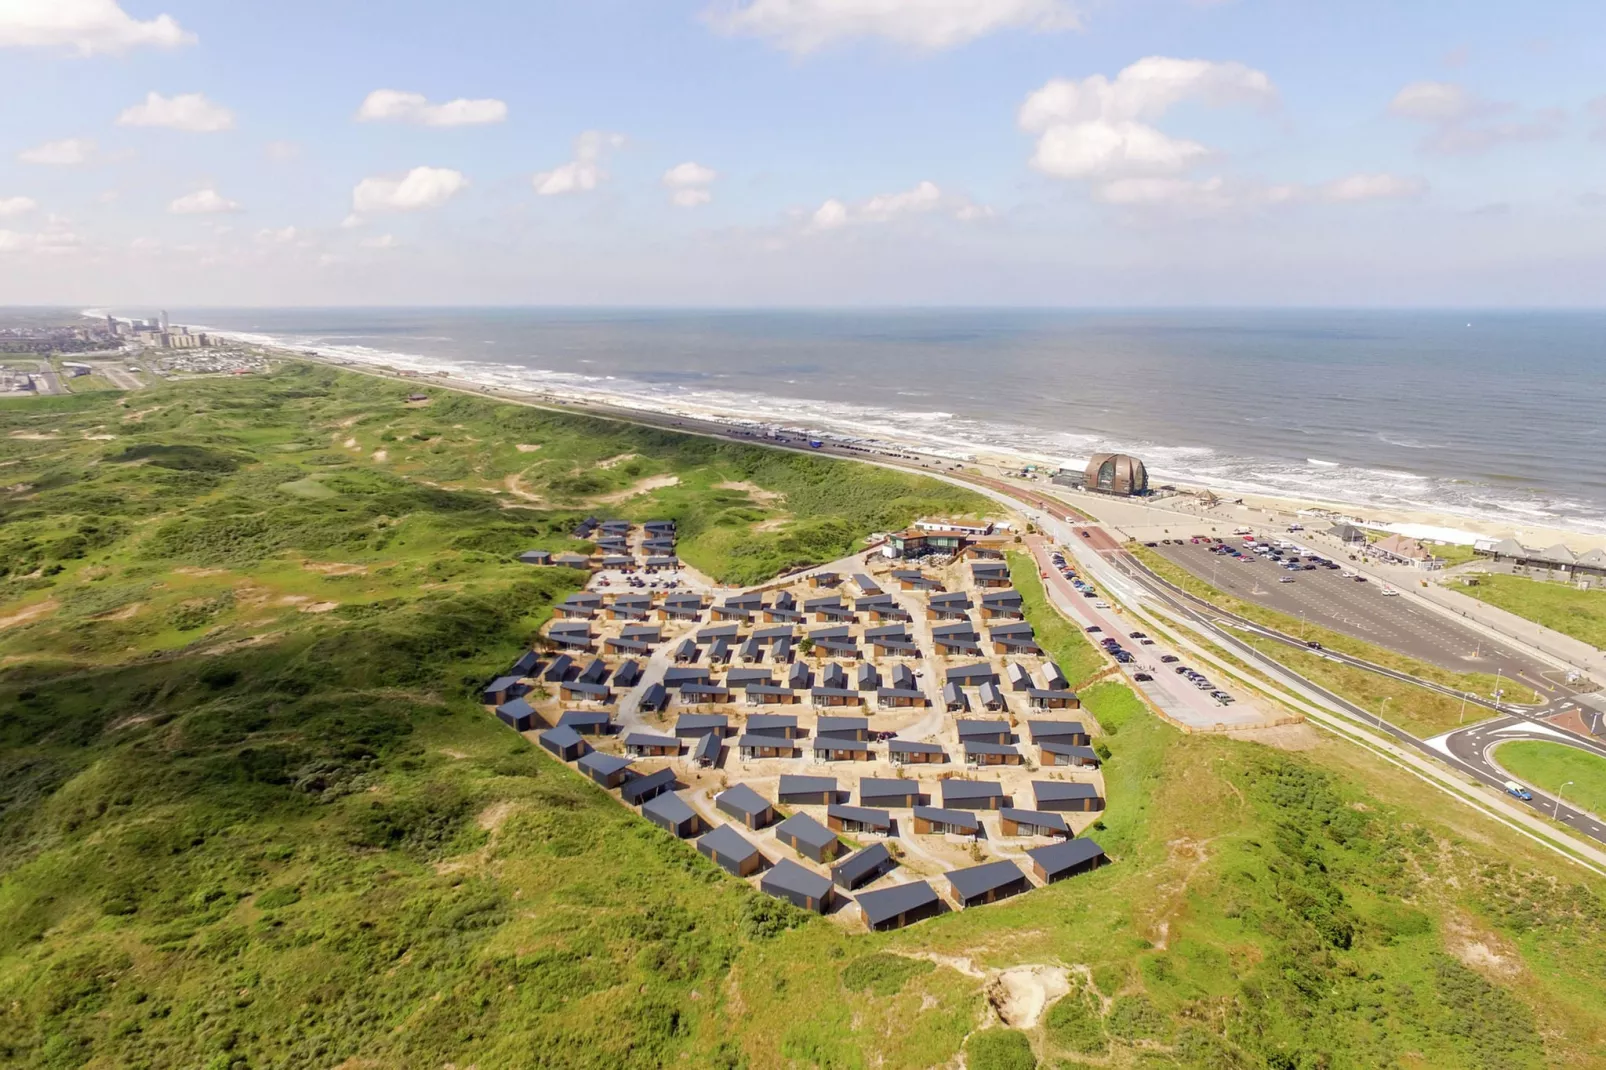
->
[1456,573,1606,652]
[1494,741,1606,819]
[1132,545,1540,705]
[1007,550,1105,687]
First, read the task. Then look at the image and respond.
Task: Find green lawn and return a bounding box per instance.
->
[1433,543,1482,568]
[1456,573,1606,651]
[1494,741,1606,819]
[2,365,1606,1068]
[1007,550,1106,687]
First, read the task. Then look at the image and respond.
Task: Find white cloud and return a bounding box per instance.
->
[361,234,400,249]
[169,188,241,215]
[0,216,81,255]
[806,179,985,230]
[0,0,194,55]
[533,131,624,195]
[355,89,508,127]
[352,166,467,212]
[340,213,364,229]
[0,196,37,217]
[255,226,299,244]
[662,161,717,207]
[1388,80,1560,154]
[705,0,1078,53]
[1320,172,1426,202]
[18,137,95,165]
[265,140,301,162]
[1020,58,1275,180]
[117,91,235,132]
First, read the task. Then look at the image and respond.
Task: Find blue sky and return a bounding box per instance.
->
[1,0,1604,305]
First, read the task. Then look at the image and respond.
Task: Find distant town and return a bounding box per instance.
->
[0,312,264,397]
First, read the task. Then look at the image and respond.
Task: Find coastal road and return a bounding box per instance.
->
[1432,716,1606,839]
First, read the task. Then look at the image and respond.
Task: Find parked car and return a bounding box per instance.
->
[1160,654,1179,664]
[1133,672,1153,681]
[1504,780,1533,801]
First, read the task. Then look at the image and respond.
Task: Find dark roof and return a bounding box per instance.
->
[876,688,927,702]
[1026,837,1106,876]
[1029,720,1087,740]
[483,674,522,694]
[761,858,833,900]
[941,780,1005,801]
[773,772,834,796]
[887,738,943,754]
[619,766,677,804]
[775,812,837,852]
[1040,742,1098,761]
[746,714,798,735]
[624,731,680,749]
[827,804,891,829]
[832,841,894,883]
[558,710,612,729]
[931,622,979,638]
[680,685,733,701]
[562,681,611,697]
[698,824,760,863]
[692,732,722,763]
[746,685,796,699]
[861,777,920,798]
[955,719,1010,738]
[817,716,869,736]
[496,697,536,721]
[1000,807,1069,832]
[676,714,729,732]
[857,880,939,927]
[576,752,633,778]
[1033,781,1099,803]
[642,790,697,827]
[946,663,997,682]
[911,805,979,832]
[811,736,869,753]
[862,623,909,640]
[664,667,711,686]
[736,733,800,750]
[808,625,851,640]
[945,859,1026,900]
[963,742,1020,758]
[716,783,772,818]
[638,682,668,709]
[726,668,775,686]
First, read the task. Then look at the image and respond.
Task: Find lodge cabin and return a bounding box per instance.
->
[559,681,613,704]
[812,638,861,659]
[855,664,880,691]
[940,779,1007,811]
[945,663,997,688]
[637,682,669,713]
[543,653,576,682]
[946,860,1031,909]
[577,751,633,789]
[737,734,802,760]
[956,719,1012,745]
[726,668,775,691]
[970,562,1011,588]
[696,623,742,645]
[745,684,801,705]
[978,681,1007,711]
[517,549,552,566]
[760,859,836,914]
[642,791,702,838]
[858,880,941,931]
[1040,741,1100,768]
[888,738,946,764]
[672,639,700,664]
[911,805,980,837]
[509,649,542,677]
[831,841,896,890]
[1028,838,1108,884]
[557,710,613,735]
[612,660,644,688]
[827,804,892,836]
[576,658,611,685]
[943,682,968,712]
[775,812,841,863]
[662,666,711,690]
[999,807,1071,838]
[675,714,730,738]
[679,684,734,705]
[619,767,678,807]
[819,662,849,690]
[1032,781,1104,812]
[715,784,776,829]
[623,732,681,757]
[965,741,1023,766]
[697,825,763,877]
[746,714,803,738]
[1029,720,1090,746]
[877,687,929,709]
[480,675,524,706]
[817,716,870,741]
[605,637,654,656]
[692,732,723,768]
[778,774,838,806]
[785,662,812,690]
[860,777,922,808]
[809,572,842,588]
[1028,689,1081,710]
[495,698,538,732]
[811,737,873,762]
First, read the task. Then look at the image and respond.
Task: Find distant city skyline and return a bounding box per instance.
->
[1,1,1604,306]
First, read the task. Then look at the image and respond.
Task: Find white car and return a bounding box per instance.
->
[1093,600,1111,609]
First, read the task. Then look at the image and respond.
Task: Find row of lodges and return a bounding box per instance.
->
[516,731,1108,929]
[518,518,680,572]
[1474,537,1606,579]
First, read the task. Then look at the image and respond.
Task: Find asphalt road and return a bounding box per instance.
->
[1438,715,1606,841]
[1152,538,1568,697]
[1095,534,1606,843]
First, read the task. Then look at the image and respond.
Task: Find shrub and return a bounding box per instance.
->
[964,1028,1035,1070]
[840,953,933,997]
[1044,991,1106,1054]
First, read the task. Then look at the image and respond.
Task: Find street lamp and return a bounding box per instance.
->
[1376,696,1391,731]
[1459,690,1474,724]
[1556,780,1574,821]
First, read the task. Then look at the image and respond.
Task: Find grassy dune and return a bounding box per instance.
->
[1456,573,1606,651]
[0,367,1604,1068]
[1494,741,1606,819]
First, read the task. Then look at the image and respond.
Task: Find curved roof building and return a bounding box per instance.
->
[1085,453,1148,496]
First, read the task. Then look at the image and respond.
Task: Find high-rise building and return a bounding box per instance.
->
[159,310,170,334]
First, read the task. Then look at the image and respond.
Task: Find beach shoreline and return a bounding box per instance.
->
[91,309,1606,555]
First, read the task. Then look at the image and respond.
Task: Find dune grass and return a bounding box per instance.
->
[1455,573,1606,652]
[1,365,1605,1067]
[1493,741,1606,819]
[1007,551,1106,687]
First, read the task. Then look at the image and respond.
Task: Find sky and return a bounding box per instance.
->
[1,0,1604,307]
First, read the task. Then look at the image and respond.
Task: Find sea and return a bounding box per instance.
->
[100,308,1606,538]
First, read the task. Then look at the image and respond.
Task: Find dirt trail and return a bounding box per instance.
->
[717,480,785,504]
[597,452,638,469]
[588,473,680,505]
[0,600,56,630]
[503,472,547,504]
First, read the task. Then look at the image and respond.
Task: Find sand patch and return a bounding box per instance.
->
[477,801,518,832]
[1445,914,1522,981]
[300,601,339,613]
[7,431,57,441]
[987,966,1072,1029]
[92,603,144,622]
[503,472,547,504]
[371,448,388,462]
[752,517,791,533]
[441,748,470,760]
[1226,722,1321,751]
[336,416,361,428]
[0,599,57,630]
[343,437,359,449]
[122,405,162,422]
[175,566,229,577]
[596,452,638,470]
[717,480,785,504]
[82,433,117,441]
[303,561,368,576]
[515,443,542,453]
[589,473,680,505]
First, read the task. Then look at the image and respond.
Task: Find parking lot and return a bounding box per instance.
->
[1151,536,1559,693]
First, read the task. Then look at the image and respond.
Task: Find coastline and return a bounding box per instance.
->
[100,311,1606,555]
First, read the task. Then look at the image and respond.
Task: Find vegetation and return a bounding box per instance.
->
[1432,543,1482,568]
[1132,545,1541,706]
[1454,573,1606,651]
[1,365,1605,1067]
[1494,742,1606,818]
[1006,551,1106,687]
